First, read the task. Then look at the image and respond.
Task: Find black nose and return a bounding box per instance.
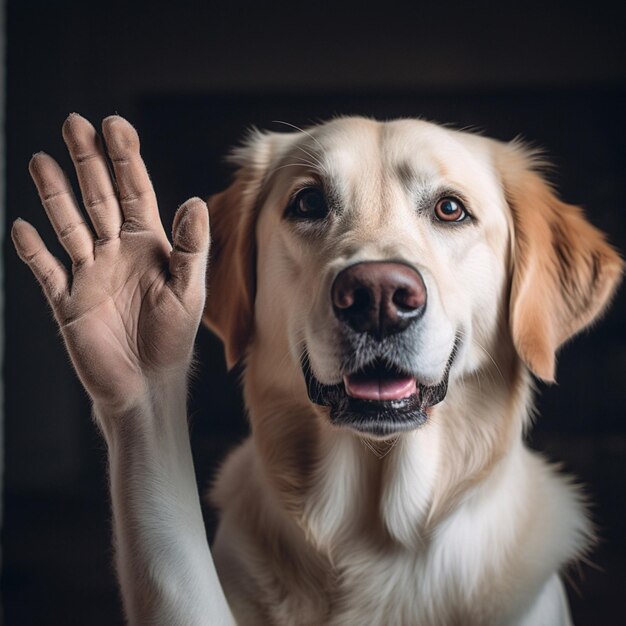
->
[331,262,427,338]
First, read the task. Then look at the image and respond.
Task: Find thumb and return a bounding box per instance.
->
[169,197,210,299]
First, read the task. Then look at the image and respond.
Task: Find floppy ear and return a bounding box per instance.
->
[497,143,623,382]
[203,129,293,369]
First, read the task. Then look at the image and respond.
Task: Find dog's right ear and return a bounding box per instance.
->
[203,130,292,369]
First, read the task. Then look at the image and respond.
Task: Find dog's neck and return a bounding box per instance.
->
[243,339,530,553]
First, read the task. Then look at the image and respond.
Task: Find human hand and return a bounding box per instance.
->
[12,114,210,413]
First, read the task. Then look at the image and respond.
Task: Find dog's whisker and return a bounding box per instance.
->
[269,160,321,176]
[456,329,504,385]
[270,120,328,176]
[295,144,325,171]
[272,119,325,153]
[472,340,505,382]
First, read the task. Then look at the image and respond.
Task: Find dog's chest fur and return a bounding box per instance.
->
[211,428,587,626]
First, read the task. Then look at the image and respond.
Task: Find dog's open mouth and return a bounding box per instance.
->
[302,353,456,438]
[343,361,417,401]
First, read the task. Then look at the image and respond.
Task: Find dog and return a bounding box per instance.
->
[200,116,623,625]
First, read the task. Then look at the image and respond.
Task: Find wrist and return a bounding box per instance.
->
[93,368,190,443]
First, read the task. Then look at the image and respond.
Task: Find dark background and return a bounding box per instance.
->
[3,0,625,623]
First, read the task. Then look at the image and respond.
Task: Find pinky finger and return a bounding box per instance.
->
[12,218,69,306]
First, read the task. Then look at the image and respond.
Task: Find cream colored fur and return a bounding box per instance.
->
[204,117,623,625]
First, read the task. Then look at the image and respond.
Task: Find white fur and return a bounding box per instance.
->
[205,118,613,624]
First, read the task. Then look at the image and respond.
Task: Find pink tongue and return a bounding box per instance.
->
[343,374,417,401]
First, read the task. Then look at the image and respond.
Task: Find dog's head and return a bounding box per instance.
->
[204,117,622,439]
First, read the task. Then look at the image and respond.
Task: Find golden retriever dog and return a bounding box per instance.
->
[13,114,622,625]
[203,117,623,625]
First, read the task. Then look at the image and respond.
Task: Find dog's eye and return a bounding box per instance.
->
[287,188,329,220]
[434,197,467,223]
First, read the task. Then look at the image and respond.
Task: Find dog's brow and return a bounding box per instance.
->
[396,161,416,190]
[394,161,441,194]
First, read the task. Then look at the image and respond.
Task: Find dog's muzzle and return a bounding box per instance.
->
[303,261,457,438]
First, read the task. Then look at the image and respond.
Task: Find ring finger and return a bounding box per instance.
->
[29,152,94,266]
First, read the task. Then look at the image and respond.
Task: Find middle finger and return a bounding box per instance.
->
[62,113,124,241]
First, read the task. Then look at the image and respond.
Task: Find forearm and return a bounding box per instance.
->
[97,373,236,626]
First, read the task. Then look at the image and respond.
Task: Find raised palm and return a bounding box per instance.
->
[12,114,210,411]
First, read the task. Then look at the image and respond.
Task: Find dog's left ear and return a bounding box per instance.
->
[496,142,623,382]
[203,129,294,369]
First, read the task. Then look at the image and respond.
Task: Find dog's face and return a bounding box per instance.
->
[205,117,622,439]
[252,119,511,437]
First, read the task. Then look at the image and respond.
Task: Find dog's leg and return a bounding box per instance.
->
[100,376,235,625]
[11,114,235,625]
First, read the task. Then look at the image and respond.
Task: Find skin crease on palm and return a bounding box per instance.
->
[11,113,210,415]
